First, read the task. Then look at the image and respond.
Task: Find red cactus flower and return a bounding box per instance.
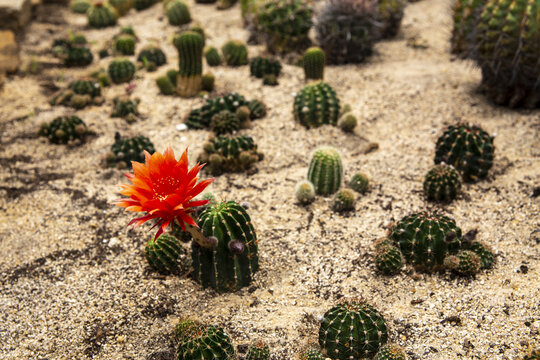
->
[114,146,214,240]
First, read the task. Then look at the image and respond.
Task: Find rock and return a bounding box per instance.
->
[0,0,33,31]
[0,31,20,73]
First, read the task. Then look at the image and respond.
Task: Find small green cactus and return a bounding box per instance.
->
[303,47,325,80]
[374,238,403,275]
[462,240,494,270]
[111,95,140,120]
[89,68,111,88]
[166,0,191,26]
[391,211,462,272]
[338,112,357,133]
[319,299,388,360]
[88,3,118,28]
[185,93,250,129]
[71,0,91,13]
[236,106,251,128]
[105,134,156,169]
[307,146,343,196]
[109,0,133,16]
[156,76,175,95]
[134,0,156,11]
[108,58,136,83]
[248,99,267,119]
[137,46,167,67]
[293,81,341,128]
[202,72,215,92]
[205,46,222,66]
[523,349,540,360]
[198,135,262,175]
[249,56,282,78]
[192,201,259,292]
[38,116,88,145]
[175,319,236,360]
[145,234,187,274]
[378,0,406,38]
[222,40,248,66]
[114,35,136,55]
[174,31,204,97]
[444,250,481,276]
[298,347,324,360]
[295,180,316,205]
[119,26,137,37]
[246,341,271,360]
[69,78,101,97]
[263,74,278,86]
[348,172,369,194]
[423,164,462,202]
[374,343,408,360]
[210,110,239,135]
[434,124,494,182]
[332,188,355,212]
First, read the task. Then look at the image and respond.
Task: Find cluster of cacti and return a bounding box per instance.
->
[246,341,271,360]
[111,96,140,122]
[114,35,136,55]
[210,110,239,135]
[257,0,313,53]
[134,0,156,11]
[109,0,133,16]
[175,319,236,359]
[108,58,136,83]
[451,0,540,108]
[374,238,403,275]
[137,45,167,70]
[222,40,248,66]
[250,56,282,78]
[50,78,104,109]
[88,2,118,28]
[70,0,91,13]
[174,31,204,97]
[434,124,494,182]
[307,147,343,196]
[444,250,481,276]
[319,299,388,359]
[165,0,191,26]
[348,171,369,194]
[293,81,341,128]
[204,46,222,66]
[332,188,356,212]
[52,35,93,67]
[185,93,252,129]
[303,47,325,81]
[295,180,316,205]
[156,69,178,95]
[191,201,259,291]
[423,164,461,202]
[145,234,187,274]
[378,0,406,38]
[197,135,263,175]
[104,133,156,169]
[374,344,408,360]
[39,116,88,145]
[316,0,379,64]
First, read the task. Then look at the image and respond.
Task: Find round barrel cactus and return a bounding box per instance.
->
[88,2,117,28]
[137,46,167,67]
[174,31,204,97]
[108,58,136,83]
[374,343,407,360]
[210,110,239,135]
[38,116,88,145]
[205,46,222,66]
[69,78,101,97]
[105,134,155,169]
[248,99,267,119]
[156,75,175,95]
[462,240,494,270]
[185,93,249,129]
[378,0,406,38]
[246,341,270,360]
[294,81,340,128]
[145,234,186,274]
[295,180,316,205]
[423,164,461,202]
[175,320,236,360]
[250,56,282,78]
[191,201,259,292]
[319,299,388,359]
[114,35,136,55]
[222,40,248,66]
[332,188,355,212]
[348,171,369,194]
[374,238,403,275]
[71,0,91,13]
[166,0,191,26]
[307,146,343,196]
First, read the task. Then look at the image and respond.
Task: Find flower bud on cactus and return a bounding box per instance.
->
[145,234,187,274]
[105,134,155,169]
[108,58,136,83]
[308,146,343,195]
[175,319,236,360]
[444,250,481,276]
[423,164,461,202]
[166,0,192,26]
[294,81,341,128]
[210,110,239,135]
[319,299,388,359]
[109,0,133,16]
[378,0,406,38]
[156,75,176,95]
[222,40,248,66]
[374,238,403,275]
[88,2,118,28]
[374,343,408,360]
[174,31,204,97]
[391,211,462,272]
[434,124,494,182]
[348,171,369,194]
[191,201,259,292]
[246,341,271,360]
[202,72,215,92]
[303,47,325,81]
[137,46,167,67]
[296,180,316,205]
[71,0,91,13]
[250,56,282,78]
[39,116,88,145]
[205,46,222,66]
[114,35,136,55]
[134,0,156,11]
[332,188,356,212]
[338,112,357,133]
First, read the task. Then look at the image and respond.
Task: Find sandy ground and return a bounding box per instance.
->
[0,0,539,359]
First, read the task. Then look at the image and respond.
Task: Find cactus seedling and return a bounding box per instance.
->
[444,250,481,276]
[108,58,136,83]
[307,146,343,196]
[319,299,388,359]
[38,116,88,145]
[88,2,118,28]
[145,234,187,274]
[374,238,403,275]
[294,81,340,128]
[332,188,356,212]
[295,180,316,205]
[462,240,494,270]
[303,47,325,80]
[71,0,91,13]
[105,133,155,169]
[175,319,236,360]
[250,56,282,78]
[374,343,408,360]
[166,0,192,26]
[111,96,140,121]
[222,40,248,66]
[246,341,271,360]
[205,46,222,66]
[174,31,204,97]
[423,164,461,202]
[298,347,325,360]
[248,99,266,119]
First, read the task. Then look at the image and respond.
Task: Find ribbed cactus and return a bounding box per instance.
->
[156,76,175,95]
[332,188,356,212]
[444,250,481,276]
[222,40,248,66]
[134,0,156,11]
[166,0,191,26]
[462,240,494,269]
[145,234,187,274]
[114,35,136,55]
[319,299,388,359]
[88,3,118,28]
[434,124,494,182]
[105,134,155,169]
[191,201,259,291]
[210,110,239,135]
[137,46,167,67]
[205,46,222,66]
[307,146,343,196]
[108,58,136,83]
[248,99,267,119]
[303,47,325,81]
[378,0,406,38]
[374,237,403,275]
[374,344,408,360]
[38,116,88,145]
[69,78,101,97]
[185,93,249,129]
[294,81,340,128]
[295,180,316,205]
[174,31,204,97]
[423,164,461,202]
[246,341,271,360]
[111,95,139,120]
[109,0,133,16]
[198,135,262,175]
[66,47,94,67]
[71,0,91,13]
[175,320,236,360]
[250,56,282,78]
[391,211,462,272]
[348,172,369,194]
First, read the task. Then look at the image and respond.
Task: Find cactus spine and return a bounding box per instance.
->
[303,47,325,80]
[293,81,340,128]
[174,31,204,97]
[145,234,186,273]
[307,147,343,196]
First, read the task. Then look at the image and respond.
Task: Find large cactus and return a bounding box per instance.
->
[293,81,340,128]
[307,146,343,196]
[174,31,204,97]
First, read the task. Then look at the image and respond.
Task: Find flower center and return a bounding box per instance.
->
[153,176,181,200]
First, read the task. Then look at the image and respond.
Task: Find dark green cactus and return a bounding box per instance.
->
[348,172,369,194]
[210,110,239,135]
[108,58,136,83]
[198,135,262,175]
[374,238,403,275]
[295,180,316,205]
[246,341,271,360]
[444,250,481,276]
[222,40,248,66]
[185,93,249,129]
[248,99,266,119]
[319,299,388,359]
[134,0,156,11]
[191,201,259,292]
[166,0,192,26]
[378,0,406,38]
[202,72,215,92]
[307,146,343,195]
[523,349,540,360]
[263,74,278,86]
[332,188,355,212]
[109,0,133,16]
[303,47,325,80]
[174,31,204,97]
[298,347,325,360]
[88,3,118,28]
[434,124,494,182]
[423,164,462,202]
[391,211,462,272]
[156,76,175,95]
[205,46,222,66]
[52,36,93,66]
[105,134,155,169]
[374,344,408,360]
[111,95,139,119]
[39,116,88,145]
[69,78,101,97]
[462,240,494,270]
[114,35,136,55]
[66,47,94,67]
[293,81,340,128]
[175,319,236,360]
[137,46,167,67]
[145,234,187,274]
[249,56,282,78]
[71,0,91,13]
